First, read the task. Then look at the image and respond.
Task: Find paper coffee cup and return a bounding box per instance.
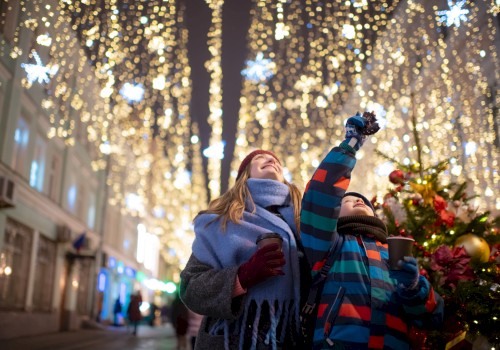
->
[387,236,414,270]
[256,233,283,251]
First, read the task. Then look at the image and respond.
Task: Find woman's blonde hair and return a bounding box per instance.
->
[197,164,302,234]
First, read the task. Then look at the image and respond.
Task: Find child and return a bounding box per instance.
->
[300,112,443,349]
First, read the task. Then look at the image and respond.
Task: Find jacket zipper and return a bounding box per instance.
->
[323,286,346,345]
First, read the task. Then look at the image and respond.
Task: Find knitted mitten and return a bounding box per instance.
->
[391,256,420,291]
[343,111,380,152]
[237,243,285,289]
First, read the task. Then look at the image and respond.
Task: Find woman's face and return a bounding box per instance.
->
[249,154,284,182]
[339,195,375,217]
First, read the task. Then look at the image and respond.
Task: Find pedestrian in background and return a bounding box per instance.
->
[171,292,189,350]
[127,291,142,336]
[113,297,122,326]
[160,303,170,324]
[148,302,158,327]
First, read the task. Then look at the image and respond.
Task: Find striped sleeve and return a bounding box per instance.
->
[397,276,445,327]
[300,141,358,269]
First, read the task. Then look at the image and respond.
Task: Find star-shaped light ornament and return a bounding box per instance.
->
[21,51,59,84]
[119,82,145,103]
[437,0,470,27]
[241,52,275,82]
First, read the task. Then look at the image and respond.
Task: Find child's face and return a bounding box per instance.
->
[249,154,284,182]
[339,195,375,217]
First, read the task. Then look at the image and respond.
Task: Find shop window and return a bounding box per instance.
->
[0,218,33,310]
[32,235,56,312]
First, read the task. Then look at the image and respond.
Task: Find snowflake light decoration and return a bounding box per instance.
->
[489,0,500,15]
[437,0,469,28]
[241,52,275,82]
[119,82,145,103]
[21,51,59,84]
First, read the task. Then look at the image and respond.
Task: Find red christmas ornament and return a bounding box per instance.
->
[389,169,406,184]
[419,268,430,279]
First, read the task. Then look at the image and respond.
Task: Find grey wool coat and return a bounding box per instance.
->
[180,254,245,350]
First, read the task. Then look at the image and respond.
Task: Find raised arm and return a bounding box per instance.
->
[300,112,379,269]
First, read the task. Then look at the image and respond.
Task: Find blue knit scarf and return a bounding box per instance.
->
[192,178,301,350]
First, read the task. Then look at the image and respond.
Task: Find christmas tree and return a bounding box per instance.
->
[375,114,500,349]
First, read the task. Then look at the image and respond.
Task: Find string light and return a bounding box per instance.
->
[1,0,498,275]
[205,0,225,199]
[1,0,208,271]
[437,0,470,28]
[233,0,499,213]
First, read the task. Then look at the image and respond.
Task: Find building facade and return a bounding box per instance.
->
[0,0,171,339]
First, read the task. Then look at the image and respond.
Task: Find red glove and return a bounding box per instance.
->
[237,243,285,289]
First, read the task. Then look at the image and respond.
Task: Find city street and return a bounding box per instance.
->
[0,324,178,350]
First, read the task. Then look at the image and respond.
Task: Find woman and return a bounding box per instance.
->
[180,150,309,350]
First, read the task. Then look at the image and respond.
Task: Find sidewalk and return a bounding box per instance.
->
[0,323,177,350]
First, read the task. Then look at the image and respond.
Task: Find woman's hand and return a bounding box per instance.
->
[237,243,285,289]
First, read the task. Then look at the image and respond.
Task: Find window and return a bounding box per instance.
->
[30,136,47,192]
[11,115,30,175]
[47,153,61,202]
[32,235,56,312]
[87,190,96,229]
[66,172,78,214]
[0,218,33,310]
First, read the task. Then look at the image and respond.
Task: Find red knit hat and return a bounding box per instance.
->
[236,150,281,180]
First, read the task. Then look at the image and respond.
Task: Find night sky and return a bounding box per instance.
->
[185,0,253,195]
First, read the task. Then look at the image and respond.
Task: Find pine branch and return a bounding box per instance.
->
[375,149,409,170]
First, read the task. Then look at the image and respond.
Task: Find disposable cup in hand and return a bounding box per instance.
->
[256,233,283,251]
[387,236,414,270]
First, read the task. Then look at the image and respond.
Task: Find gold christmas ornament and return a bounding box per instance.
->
[409,182,436,206]
[455,234,491,263]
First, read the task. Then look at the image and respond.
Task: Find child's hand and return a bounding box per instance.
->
[359,111,380,136]
[345,112,366,144]
[390,256,420,291]
[345,111,380,146]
